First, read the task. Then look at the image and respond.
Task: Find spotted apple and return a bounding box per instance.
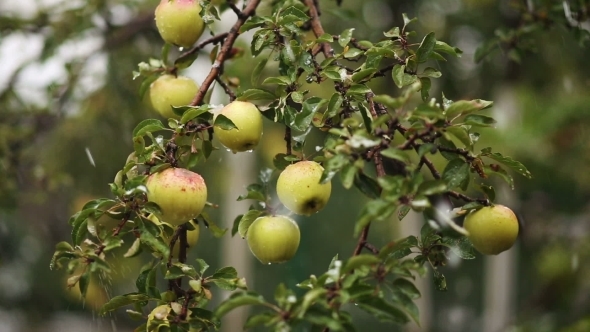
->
[155,0,205,48]
[246,215,300,264]
[463,204,519,255]
[149,74,199,119]
[213,101,263,153]
[276,161,331,216]
[145,167,207,226]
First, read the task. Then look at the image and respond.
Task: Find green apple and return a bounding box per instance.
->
[146,167,207,226]
[463,205,519,255]
[155,0,205,48]
[149,74,199,119]
[276,161,331,216]
[246,215,300,264]
[147,214,200,258]
[213,101,263,153]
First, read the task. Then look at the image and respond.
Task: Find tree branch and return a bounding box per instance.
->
[190,0,261,106]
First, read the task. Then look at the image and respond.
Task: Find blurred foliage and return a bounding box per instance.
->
[0,0,589,331]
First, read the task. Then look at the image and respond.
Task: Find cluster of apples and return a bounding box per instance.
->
[144,1,332,263]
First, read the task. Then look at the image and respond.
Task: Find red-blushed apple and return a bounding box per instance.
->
[149,74,199,119]
[276,161,331,216]
[246,215,300,264]
[147,214,200,258]
[213,101,263,153]
[155,0,205,48]
[463,204,519,255]
[145,167,207,226]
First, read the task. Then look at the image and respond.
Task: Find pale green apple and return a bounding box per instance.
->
[149,74,199,119]
[276,161,331,216]
[246,215,300,264]
[155,0,205,48]
[147,214,200,258]
[463,204,519,255]
[146,167,207,226]
[213,101,263,153]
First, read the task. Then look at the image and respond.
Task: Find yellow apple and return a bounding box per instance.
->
[463,204,519,255]
[213,101,263,153]
[149,74,199,119]
[276,161,332,216]
[155,0,205,48]
[146,167,207,226]
[246,215,300,264]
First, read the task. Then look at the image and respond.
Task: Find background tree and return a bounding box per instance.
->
[1,0,590,331]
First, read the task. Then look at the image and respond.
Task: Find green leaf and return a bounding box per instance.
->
[237,88,276,101]
[262,76,291,86]
[100,293,152,315]
[442,159,470,190]
[237,183,266,202]
[356,295,410,324]
[442,236,476,260]
[417,179,447,196]
[325,93,343,118]
[213,114,237,130]
[420,77,431,101]
[354,173,381,199]
[392,278,421,299]
[421,67,441,78]
[463,114,497,127]
[214,292,267,318]
[238,210,263,238]
[339,163,357,189]
[445,99,493,120]
[481,150,532,179]
[339,28,355,47]
[445,126,472,148]
[244,312,277,329]
[416,32,436,63]
[380,148,410,163]
[133,119,165,138]
[433,269,447,291]
[175,51,199,70]
[342,255,381,274]
[180,105,212,124]
[317,33,334,43]
[355,199,396,236]
[434,41,462,57]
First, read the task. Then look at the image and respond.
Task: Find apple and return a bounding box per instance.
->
[149,74,199,119]
[147,214,200,258]
[145,167,207,226]
[213,101,263,153]
[463,204,519,255]
[246,215,300,264]
[155,0,205,48]
[276,161,331,216]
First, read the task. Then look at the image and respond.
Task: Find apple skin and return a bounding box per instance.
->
[276,161,331,216]
[149,75,199,119]
[155,0,205,48]
[246,215,300,264]
[463,205,519,255]
[147,214,200,258]
[213,101,263,153]
[146,167,207,226]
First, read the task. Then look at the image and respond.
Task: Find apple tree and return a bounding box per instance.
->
[47,0,564,330]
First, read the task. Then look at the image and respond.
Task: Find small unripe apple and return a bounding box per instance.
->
[246,215,300,264]
[147,214,200,258]
[146,167,207,226]
[149,75,199,119]
[155,0,205,48]
[276,161,331,216]
[463,204,519,255]
[213,101,263,153]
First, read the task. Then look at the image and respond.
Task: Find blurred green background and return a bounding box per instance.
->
[1,0,590,331]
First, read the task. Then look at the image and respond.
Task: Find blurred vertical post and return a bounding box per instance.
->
[482,248,517,332]
[401,212,432,332]
[218,151,256,332]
